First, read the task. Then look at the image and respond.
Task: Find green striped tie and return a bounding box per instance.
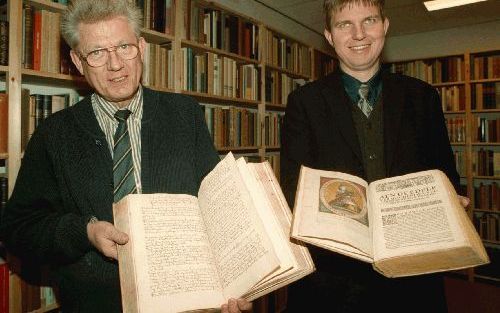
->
[113,110,136,202]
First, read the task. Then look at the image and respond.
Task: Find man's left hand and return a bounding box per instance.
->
[221,298,252,313]
[458,195,470,209]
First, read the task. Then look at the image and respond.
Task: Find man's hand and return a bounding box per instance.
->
[221,298,252,313]
[458,195,470,209]
[87,221,129,260]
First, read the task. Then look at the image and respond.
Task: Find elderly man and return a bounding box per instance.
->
[1,1,250,312]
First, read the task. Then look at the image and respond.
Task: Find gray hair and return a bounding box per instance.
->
[61,0,143,49]
[323,0,386,31]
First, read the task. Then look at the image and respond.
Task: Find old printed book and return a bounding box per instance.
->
[113,153,314,313]
[291,167,489,278]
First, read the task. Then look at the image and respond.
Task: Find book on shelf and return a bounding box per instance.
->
[113,152,314,313]
[0,259,8,313]
[291,167,490,278]
[0,93,6,155]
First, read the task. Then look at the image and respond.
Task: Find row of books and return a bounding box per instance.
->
[453,150,466,177]
[20,90,80,151]
[265,30,312,76]
[136,0,175,34]
[472,149,500,177]
[264,153,280,182]
[202,104,259,149]
[0,178,6,312]
[22,5,79,75]
[471,54,500,80]
[389,56,465,84]
[313,50,337,79]
[183,0,259,60]
[445,117,466,143]
[142,42,174,90]
[472,117,500,143]
[0,94,6,154]
[0,20,6,66]
[438,85,465,112]
[471,82,500,110]
[474,182,499,211]
[0,259,7,313]
[265,70,305,106]
[181,47,259,100]
[473,212,499,242]
[263,111,284,148]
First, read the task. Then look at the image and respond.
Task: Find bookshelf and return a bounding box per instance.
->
[389,50,500,284]
[0,0,337,312]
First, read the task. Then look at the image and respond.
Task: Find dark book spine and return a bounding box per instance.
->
[23,4,33,69]
[0,177,7,224]
[42,95,52,120]
[33,94,44,128]
[0,21,8,66]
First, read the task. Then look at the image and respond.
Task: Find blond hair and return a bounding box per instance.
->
[323,0,385,31]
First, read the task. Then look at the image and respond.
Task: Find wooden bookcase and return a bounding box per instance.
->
[0,0,337,312]
[389,50,500,285]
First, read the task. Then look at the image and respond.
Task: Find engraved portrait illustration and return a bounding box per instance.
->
[319,178,368,226]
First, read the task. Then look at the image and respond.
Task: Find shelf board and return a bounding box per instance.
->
[28,0,66,12]
[473,176,500,180]
[216,146,259,153]
[444,110,466,114]
[264,63,311,80]
[265,103,286,111]
[181,90,259,107]
[472,109,500,113]
[483,239,500,247]
[0,65,8,73]
[473,275,500,283]
[473,209,500,214]
[450,142,466,146]
[470,77,500,84]
[21,69,89,88]
[181,39,259,64]
[141,28,175,44]
[266,146,281,151]
[31,303,59,313]
[472,142,500,146]
[143,85,175,94]
[431,81,466,87]
[0,153,7,160]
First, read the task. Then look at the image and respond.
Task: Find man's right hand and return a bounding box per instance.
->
[87,220,129,260]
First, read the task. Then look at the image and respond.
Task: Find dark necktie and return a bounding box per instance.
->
[113,110,136,202]
[358,83,372,117]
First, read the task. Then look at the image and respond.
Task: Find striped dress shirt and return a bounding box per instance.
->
[91,86,143,193]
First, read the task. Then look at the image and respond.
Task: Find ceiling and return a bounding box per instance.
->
[254,0,500,37]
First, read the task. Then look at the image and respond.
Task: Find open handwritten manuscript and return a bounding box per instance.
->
[113,153,314,313]
[291,167,489,278]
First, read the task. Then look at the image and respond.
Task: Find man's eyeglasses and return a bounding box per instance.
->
[79,43,140,68]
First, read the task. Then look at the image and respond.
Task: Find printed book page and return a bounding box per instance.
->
[291,166,373,261]
[369,170,466,261]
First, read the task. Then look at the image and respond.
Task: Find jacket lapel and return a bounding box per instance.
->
[382,72,404,174]
[320,72,363,162]
[140,87,160,194]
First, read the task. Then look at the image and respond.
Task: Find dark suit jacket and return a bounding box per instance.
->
[1,88,219,313]
[281,69,459,313]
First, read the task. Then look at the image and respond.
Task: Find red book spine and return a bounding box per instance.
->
[0,262,8,313]
[33,11,42,71]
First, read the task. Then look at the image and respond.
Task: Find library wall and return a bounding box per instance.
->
[384,20,500,62]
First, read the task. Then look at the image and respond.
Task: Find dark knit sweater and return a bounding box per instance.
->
[0,87,219,312]
[352,96,386,183]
